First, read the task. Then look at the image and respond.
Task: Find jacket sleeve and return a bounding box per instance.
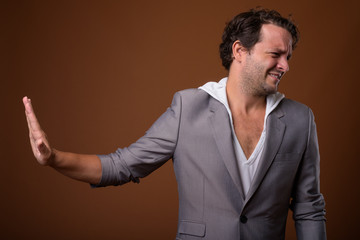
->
[93,92,182,187]
[290,108,327,240]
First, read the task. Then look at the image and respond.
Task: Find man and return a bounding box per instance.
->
[23,8,326,240]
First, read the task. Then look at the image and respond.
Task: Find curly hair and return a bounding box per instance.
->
[219,8,300,70]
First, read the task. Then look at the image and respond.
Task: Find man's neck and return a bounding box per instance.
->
[226,75,266,116]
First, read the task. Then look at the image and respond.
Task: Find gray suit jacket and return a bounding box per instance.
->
[96,89,326,240]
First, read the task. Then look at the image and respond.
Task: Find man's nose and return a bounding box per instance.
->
[277,57,290,72]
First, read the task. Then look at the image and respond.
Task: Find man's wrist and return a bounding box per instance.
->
[48,148,58,168]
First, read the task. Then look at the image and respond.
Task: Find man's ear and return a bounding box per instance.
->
[232,40,247,63]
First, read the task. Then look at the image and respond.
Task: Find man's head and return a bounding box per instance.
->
[219,8,299,71]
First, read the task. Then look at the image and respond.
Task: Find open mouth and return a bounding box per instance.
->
[268,72,283,81]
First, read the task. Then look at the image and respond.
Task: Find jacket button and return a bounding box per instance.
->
[240,215,248,223]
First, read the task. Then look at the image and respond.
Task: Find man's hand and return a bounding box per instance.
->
[23,96,53,166]
[22,96,101,184]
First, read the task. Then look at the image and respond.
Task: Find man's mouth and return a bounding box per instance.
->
[268,72,283,80]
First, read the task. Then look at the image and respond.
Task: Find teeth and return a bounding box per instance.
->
[270,73,281,79]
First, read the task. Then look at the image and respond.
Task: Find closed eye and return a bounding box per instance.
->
[271,52,280,58]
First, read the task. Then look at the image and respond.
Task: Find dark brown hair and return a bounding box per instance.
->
[219,8,299,70]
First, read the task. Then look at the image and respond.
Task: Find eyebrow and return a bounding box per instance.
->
[267,48,292,59]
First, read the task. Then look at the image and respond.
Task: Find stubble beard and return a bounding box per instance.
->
[241,59,278,97]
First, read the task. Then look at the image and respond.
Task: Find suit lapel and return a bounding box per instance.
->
[244,109,286,205]
[208,98,245,200]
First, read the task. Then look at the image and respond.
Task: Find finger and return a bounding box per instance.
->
[25,110,41,142]
[25,111,33,135]
[24,99,47,145]
[23,97,42,132]
[22,96,33,114]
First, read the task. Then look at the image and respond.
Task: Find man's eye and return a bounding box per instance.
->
[271,52,280,57]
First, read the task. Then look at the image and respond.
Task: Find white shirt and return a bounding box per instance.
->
[199,77,284,196]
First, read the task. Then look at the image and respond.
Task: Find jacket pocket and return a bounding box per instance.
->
[178,220,206,237]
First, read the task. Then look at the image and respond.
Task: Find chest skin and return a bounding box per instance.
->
[232,111,265,159]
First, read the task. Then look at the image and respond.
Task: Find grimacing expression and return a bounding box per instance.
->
[240,24,293,96]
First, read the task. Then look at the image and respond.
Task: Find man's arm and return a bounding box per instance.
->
[290,108,326,240]
[23,96,102,185]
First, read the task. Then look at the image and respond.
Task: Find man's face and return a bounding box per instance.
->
[240,24,293,96]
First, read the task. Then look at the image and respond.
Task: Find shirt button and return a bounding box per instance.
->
[240,215,248,223]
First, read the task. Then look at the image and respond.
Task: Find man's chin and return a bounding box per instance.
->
[263,85,278,95]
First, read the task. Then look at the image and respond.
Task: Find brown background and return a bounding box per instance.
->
[1,0,359,239]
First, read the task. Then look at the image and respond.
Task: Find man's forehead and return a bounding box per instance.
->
[258,24,293,52]
[260,24,292,41]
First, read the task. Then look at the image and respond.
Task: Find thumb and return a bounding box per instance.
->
[37,141,49,155]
